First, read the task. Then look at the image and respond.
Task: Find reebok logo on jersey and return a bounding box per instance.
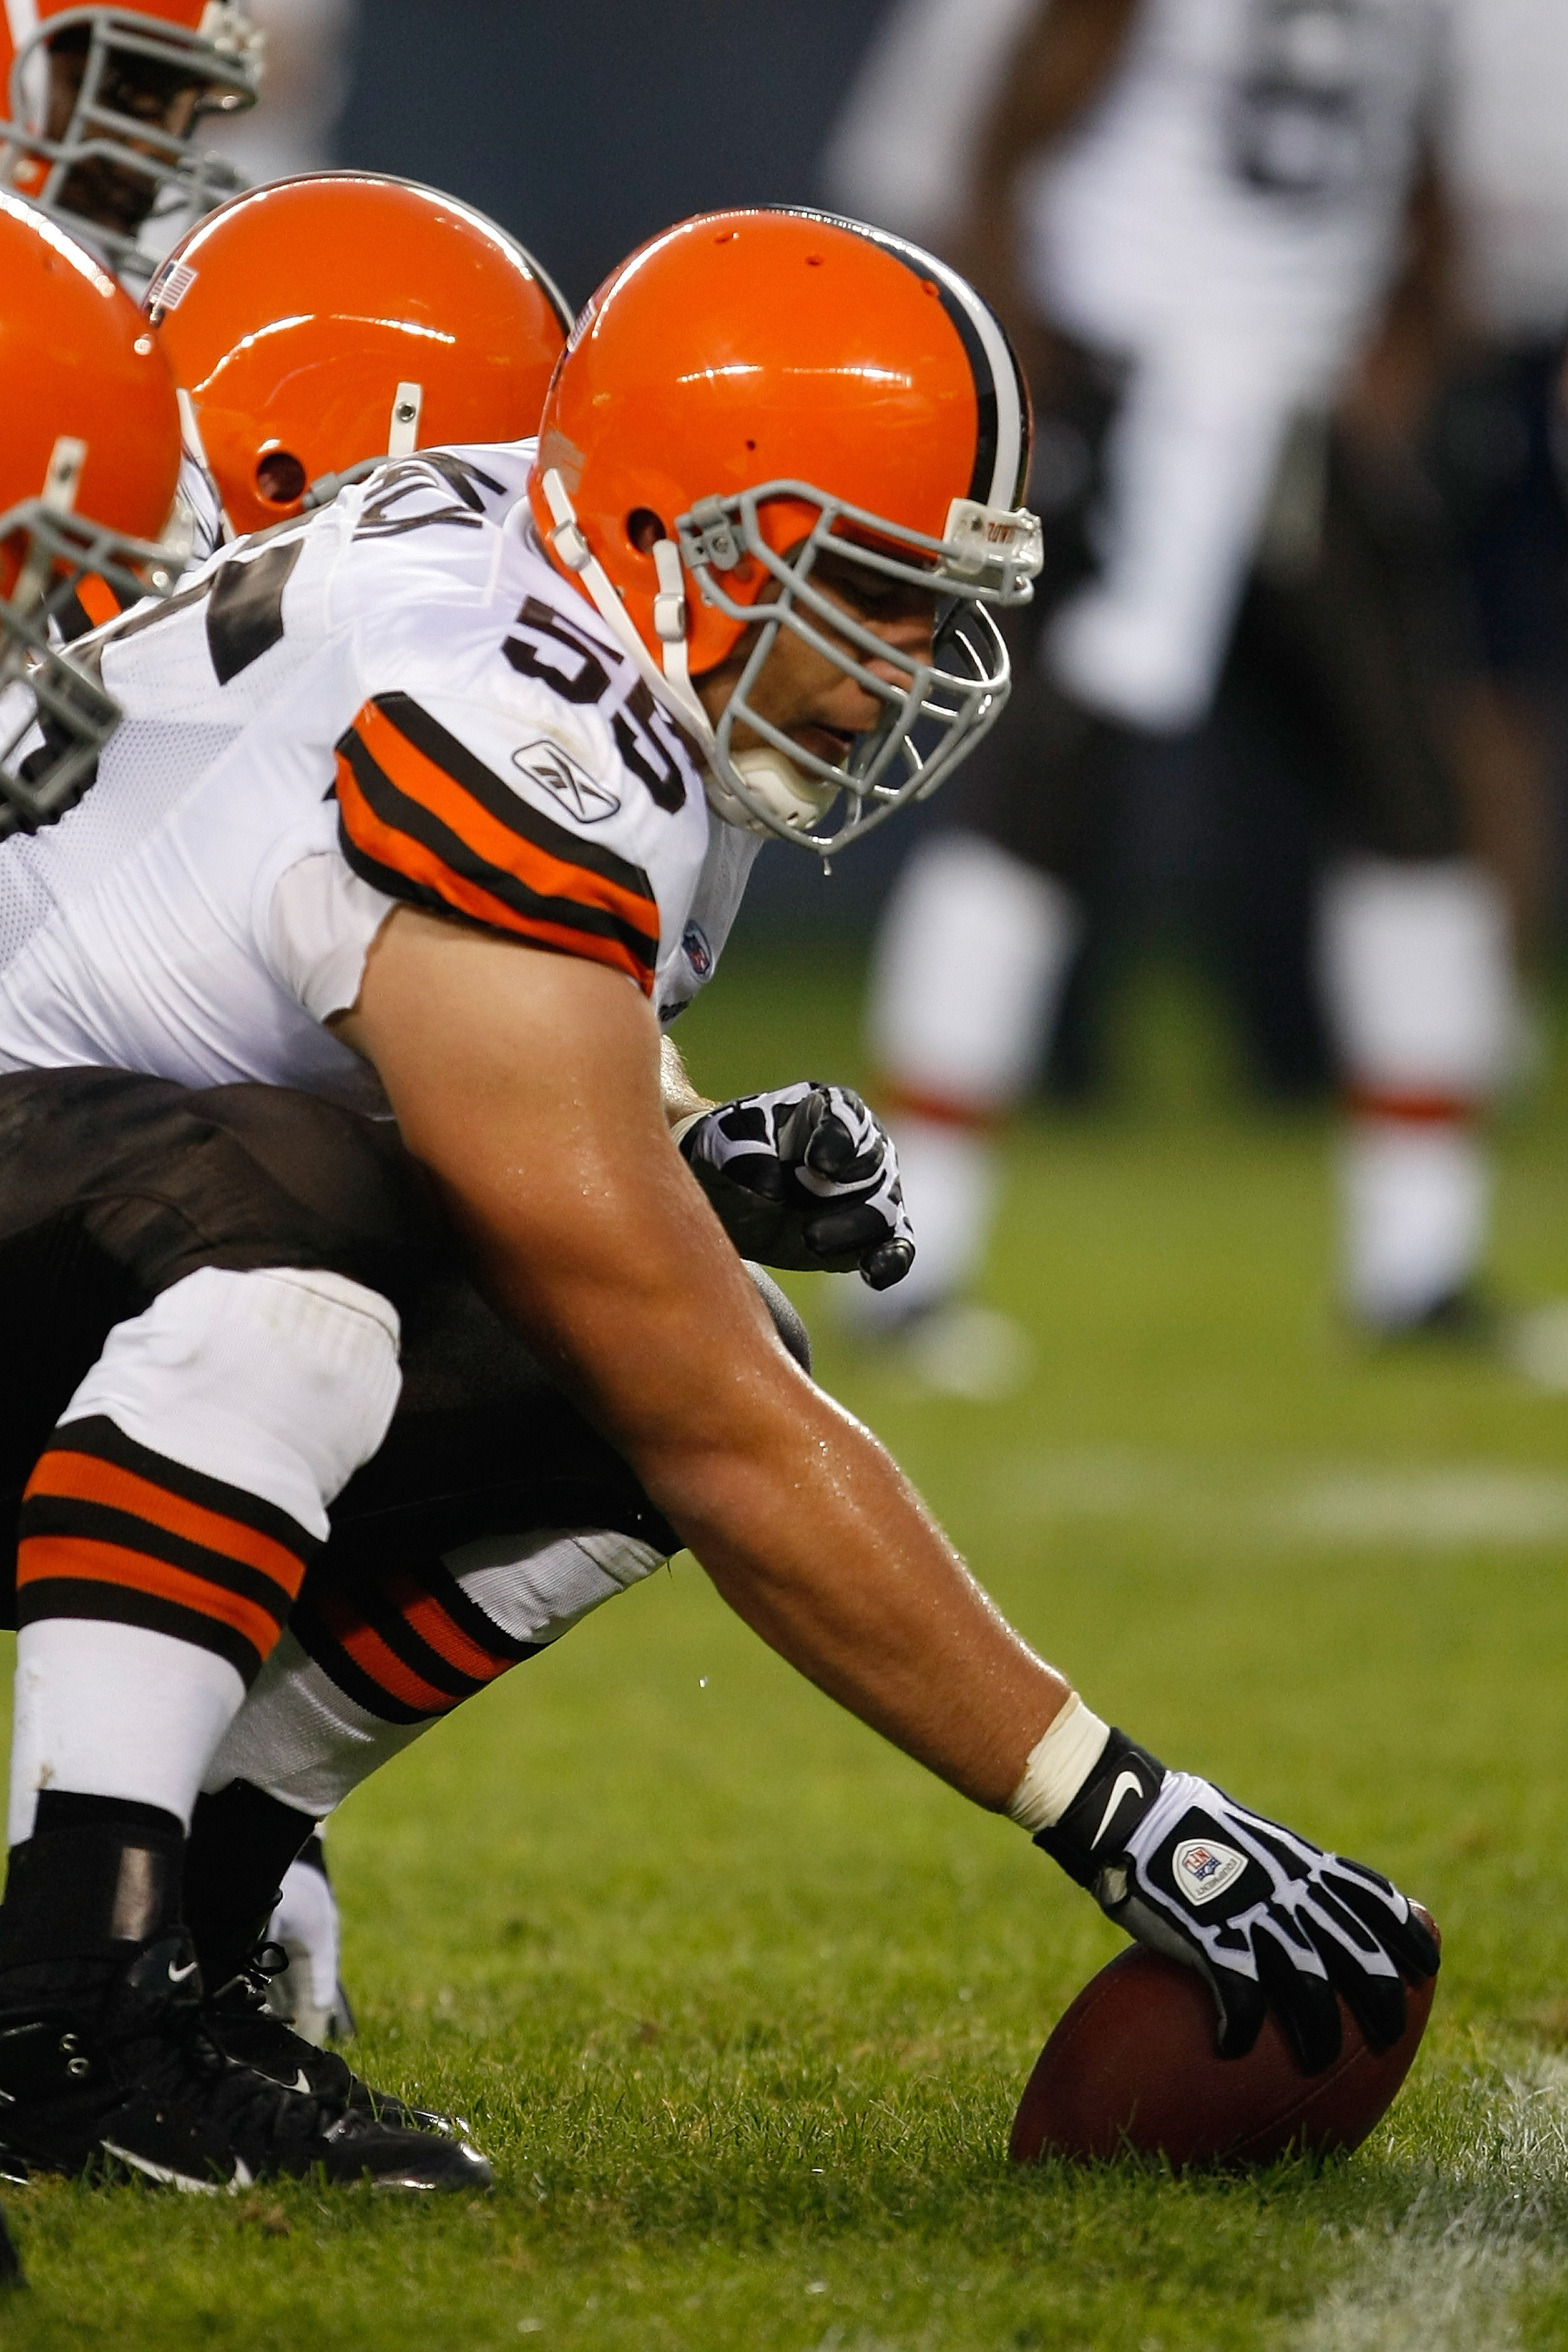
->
[512,738,620,824]
[1173,1838,1248,1906]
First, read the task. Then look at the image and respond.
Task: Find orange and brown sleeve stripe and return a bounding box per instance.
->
[291,1555,540,1725]
[334,693,662,992]
[17,1414,317,1685]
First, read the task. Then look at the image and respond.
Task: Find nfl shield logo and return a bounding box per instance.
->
[1173,1836,1247,1906]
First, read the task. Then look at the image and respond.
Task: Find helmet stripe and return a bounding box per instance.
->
[907,248,1027,510]
[776,207,1028,511]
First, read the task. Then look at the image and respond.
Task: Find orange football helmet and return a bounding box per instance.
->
[0,0,259,284]
[0,190,181,832]
[146,172,573,538]
[528,207,1041,856]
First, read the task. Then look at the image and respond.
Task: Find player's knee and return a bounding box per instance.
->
[65,1264,403,1536]
[744,1261,812,1375]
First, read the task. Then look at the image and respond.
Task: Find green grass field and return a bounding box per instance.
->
[7,942,1568,2349]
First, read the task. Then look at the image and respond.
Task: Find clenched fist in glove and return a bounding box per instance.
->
[679,1081,916,1289]
[1034,1728,1439,2073]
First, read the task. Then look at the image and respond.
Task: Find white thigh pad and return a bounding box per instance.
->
[61,1265,403,1539]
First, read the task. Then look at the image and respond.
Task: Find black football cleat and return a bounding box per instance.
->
[0,1934,491,2193]
[203,1948,468,2140]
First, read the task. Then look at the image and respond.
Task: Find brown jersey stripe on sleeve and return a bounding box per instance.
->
[339,697,660,963]
[23,1450,310,1604]
[334,695,661,981]
[15,1536,286,1675]
[373,692,656,897]
[356,697,660,928]
[336,754,657,991]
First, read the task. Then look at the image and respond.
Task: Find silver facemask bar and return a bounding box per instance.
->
[0,501,176,835]
[673,479,1041,856]
[1,5,260,285]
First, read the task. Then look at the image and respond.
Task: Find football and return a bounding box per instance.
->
[1010,1908,1440,2169]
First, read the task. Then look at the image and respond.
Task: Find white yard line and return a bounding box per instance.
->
[995,1447,1568,1549]
[1293,2059,1568,2352]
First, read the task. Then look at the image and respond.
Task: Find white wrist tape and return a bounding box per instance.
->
[670,1110,709,1149]
[1006,1696,1112,1834]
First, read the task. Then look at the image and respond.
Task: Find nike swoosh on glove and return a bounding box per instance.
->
[680,1081,916,1290]
[1033,1728,1440,2072]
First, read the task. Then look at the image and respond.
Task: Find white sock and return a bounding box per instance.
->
[8,1265,403,1841]
[1317,857,1516,1097]
[861,832,1080,1318]
[1339,1122,1489,1328]
[271,1853,343,2017]
[9,1622,244,1846]
[1317,858,1516,1322]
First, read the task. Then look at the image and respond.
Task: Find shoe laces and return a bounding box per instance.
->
[207,1941,289,2018]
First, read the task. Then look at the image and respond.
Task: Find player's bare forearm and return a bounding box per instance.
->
[1342,153,1465,446]
[662,1383,1066,1805]
[976,0,1140,185]
[342,910,1073,1808]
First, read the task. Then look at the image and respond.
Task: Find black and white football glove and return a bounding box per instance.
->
[679,1081,915,1290]
[1034,1729,1440,2073]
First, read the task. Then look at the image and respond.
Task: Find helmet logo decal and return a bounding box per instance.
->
[511,738,620,825]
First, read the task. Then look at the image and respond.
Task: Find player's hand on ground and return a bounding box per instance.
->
[679,1081,915,1289]
[1033,1729,1440,2073]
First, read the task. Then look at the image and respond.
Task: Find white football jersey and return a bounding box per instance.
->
[0,442,754,1108]
[830,0,1449,403]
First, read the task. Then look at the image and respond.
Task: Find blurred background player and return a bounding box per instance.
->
[144,167,573,552]
[1431,0,1568,971]
[0,0,262,287]
[831,0,1522,1374]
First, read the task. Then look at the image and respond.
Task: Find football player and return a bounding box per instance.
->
[0,0,260,287]
[144,168,579,562]
[140,166,575,2041]
[0,200,1436,2192]
[833,0,1519,1359]
[0,187,183,818]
